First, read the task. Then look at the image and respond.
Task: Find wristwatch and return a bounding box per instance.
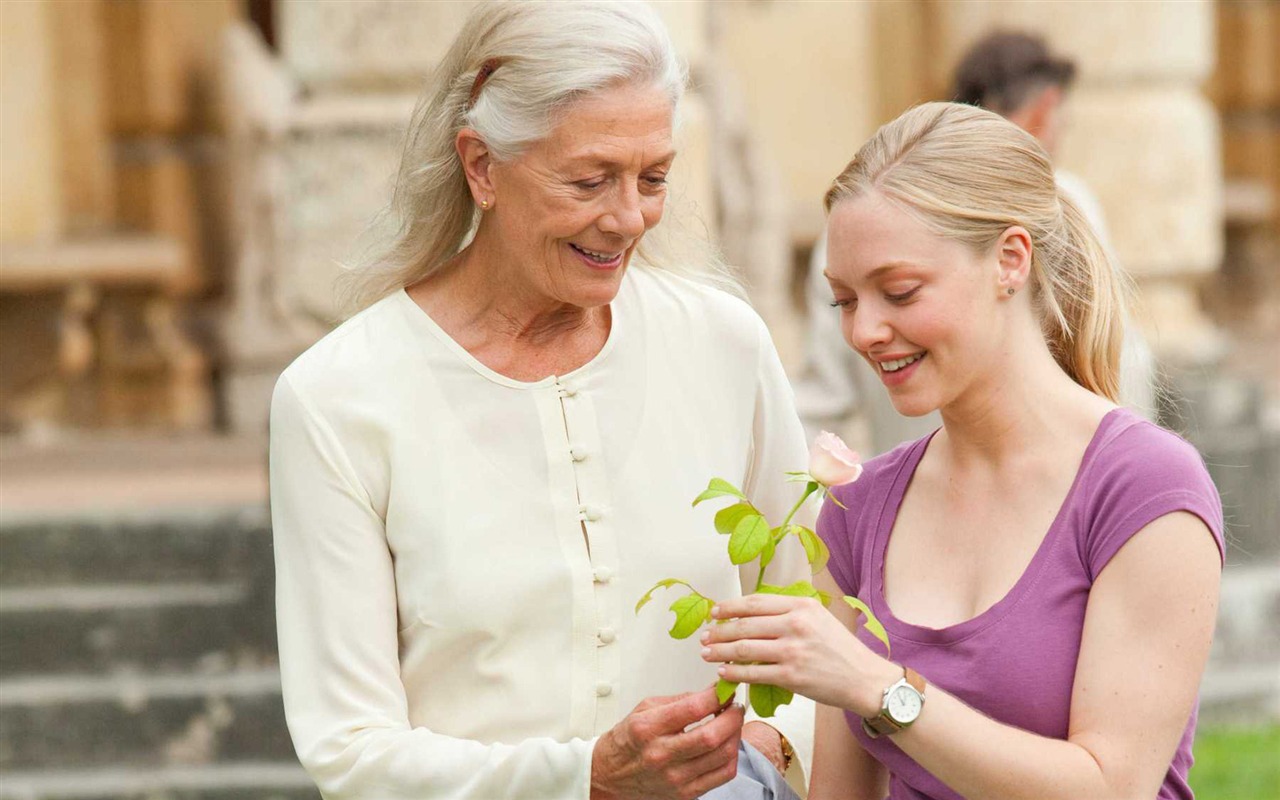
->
[861,666,926,738]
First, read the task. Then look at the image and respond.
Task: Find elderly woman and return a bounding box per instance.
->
[269,3,813,798]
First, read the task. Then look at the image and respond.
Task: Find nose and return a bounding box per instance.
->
[599,183,647,240]
[844,301,892,354]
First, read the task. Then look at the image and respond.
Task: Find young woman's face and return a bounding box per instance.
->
[485,82,675,309]
[825,192,1004,417]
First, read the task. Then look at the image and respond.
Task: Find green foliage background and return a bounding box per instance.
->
[1190,725,1280,800]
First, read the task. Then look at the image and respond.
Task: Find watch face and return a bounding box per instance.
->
[887,685,923,724]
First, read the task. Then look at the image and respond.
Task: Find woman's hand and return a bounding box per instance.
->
[700,594,899,718]
[591,687,744,800]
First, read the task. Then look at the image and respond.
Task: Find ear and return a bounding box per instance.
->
[456,128,494,206]
[995,225,1033,298]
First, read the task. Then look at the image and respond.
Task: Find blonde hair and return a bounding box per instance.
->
[343,0,735,311]
[825,101,1129,401]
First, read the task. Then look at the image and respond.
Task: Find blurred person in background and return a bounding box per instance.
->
[704,102,1223,800]
[268,2,814,798]
[796,31,1156,456]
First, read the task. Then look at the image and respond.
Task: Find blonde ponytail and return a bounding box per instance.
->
[825,101,1128,400]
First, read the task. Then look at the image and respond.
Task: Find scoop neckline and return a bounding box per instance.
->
[392,277,627,390]
[870,407,1128,646]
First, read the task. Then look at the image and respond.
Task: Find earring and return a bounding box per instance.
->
[480,199,490,210]
[1006,287,1016,296]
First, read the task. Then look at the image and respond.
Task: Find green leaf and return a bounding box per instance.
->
[842,596,891,655]
[692,478,746,507]
[796,526,830,573]
[715,678,740,705]
[669,592,713,639]
[748,682,794,718]
[757,534,778,576]
[755,583,784,594]
[817,589,832,607]
[635,578,695,614]
[785,474,813,483]
[714,502,757,535]
[727,514,770,565]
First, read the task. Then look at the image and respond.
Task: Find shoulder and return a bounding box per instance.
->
[274,291,408,413]
[1088,410,1220,508]
[628,267,765,350]
[1078,409,1225,577]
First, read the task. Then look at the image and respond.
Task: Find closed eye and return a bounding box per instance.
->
[886,287,920,303]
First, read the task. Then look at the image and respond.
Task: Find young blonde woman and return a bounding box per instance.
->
[701,102,1223,799]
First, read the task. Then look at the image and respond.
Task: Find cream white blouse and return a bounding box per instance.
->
[270,267,816,799]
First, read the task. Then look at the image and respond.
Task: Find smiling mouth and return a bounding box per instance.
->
[877,352,926,373]
[569,242,624,264]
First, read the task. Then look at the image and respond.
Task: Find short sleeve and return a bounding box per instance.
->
[1081,420,1225,582]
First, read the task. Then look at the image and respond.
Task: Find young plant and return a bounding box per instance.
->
[636,432,891,717]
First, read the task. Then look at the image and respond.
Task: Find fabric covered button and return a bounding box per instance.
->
[596,681,613,697]
[598,627,617,645]
[593,566,613,584]
[570,446,588,462]
[580,504,603,522]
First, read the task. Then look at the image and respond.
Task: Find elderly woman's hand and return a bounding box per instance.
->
[700,595,899,718]
[591,687,744,800]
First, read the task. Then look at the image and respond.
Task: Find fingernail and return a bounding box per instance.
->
[700,647,711,658]
[699,630,710,643]
[717,666,726,676]
[710,606,721,618]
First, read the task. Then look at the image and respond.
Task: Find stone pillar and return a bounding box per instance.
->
[1,0,63,242]
[928,0,1224,364]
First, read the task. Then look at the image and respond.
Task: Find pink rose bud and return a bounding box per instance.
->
[809,431,863,487]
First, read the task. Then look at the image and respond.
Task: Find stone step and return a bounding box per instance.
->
[0,670,295,771]
[0,583,275,678]
[0,762,318,800]
[0,510,272,587]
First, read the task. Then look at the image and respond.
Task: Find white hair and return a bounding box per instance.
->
[343,0,736,311]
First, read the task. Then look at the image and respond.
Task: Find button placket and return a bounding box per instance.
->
[554,374,620,731]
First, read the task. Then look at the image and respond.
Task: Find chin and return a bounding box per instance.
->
[887,393,940,418]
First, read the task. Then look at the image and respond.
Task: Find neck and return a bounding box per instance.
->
[934,332,1108,468]
[424,231,604,348]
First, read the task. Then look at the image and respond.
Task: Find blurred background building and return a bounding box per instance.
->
[1,1,1276,797]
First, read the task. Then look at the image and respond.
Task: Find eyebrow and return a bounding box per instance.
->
[824,261,923,283]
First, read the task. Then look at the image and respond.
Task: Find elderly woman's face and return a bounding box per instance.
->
[487,82,675,309]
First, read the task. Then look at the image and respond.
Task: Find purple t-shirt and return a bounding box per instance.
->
[819,408,1224,800]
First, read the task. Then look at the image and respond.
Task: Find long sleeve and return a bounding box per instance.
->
[737,317,819,792]
[269,374,595,799]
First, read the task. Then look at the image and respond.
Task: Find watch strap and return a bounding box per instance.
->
[861,666,927,739]
[905,666,926,694]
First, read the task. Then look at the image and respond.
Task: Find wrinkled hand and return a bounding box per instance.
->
[591,687,744,800]
[700,594,897,717]
[741,721,786,774]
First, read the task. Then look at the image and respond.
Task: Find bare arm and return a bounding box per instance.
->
[809,572,887,800]
[704,513,1220,800]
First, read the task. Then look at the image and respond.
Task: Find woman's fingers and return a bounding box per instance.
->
[715,660,786,685]
[711,593,805,621]
[700,613,789,645]
[701,637,788,666]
